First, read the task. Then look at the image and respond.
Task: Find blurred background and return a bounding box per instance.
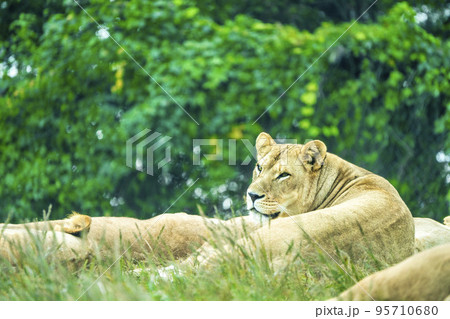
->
[0,0,448,222]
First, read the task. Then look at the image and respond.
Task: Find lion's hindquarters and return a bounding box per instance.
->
[335,244,450,301]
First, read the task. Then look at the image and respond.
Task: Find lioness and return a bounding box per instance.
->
[332,244,450,301]
[1,132,415,270]
[186,132,415,268]
[414,217,450,253]
[0,212,258,264]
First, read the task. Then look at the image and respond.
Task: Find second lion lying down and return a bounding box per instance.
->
[1,132,419,270]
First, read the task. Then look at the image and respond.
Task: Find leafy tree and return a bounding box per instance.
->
[0,1,448,222]
[195,0,448,35]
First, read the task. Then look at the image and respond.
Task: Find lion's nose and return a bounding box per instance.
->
[248,192,264,203]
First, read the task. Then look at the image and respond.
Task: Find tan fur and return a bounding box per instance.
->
[414,217,450,253]
[62,212,92,234]
[84,213,259,261]
[0,228,90,265]
[194,132,415,268]
[0,213,259,264]
[333,244,450,301]
[444,216,450,227]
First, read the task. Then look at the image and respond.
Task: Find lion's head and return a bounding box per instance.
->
[246,132,327,223]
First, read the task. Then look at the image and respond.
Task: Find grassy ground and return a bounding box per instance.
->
[0,226,387,301]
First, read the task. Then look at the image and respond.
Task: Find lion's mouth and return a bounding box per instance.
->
[250,208,280,219]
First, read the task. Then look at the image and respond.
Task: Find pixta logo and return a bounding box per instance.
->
[126,129,172,175]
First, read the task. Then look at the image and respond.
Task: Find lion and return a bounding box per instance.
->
[0,212,259,265]
[182,132,415,269]
[0,213,91,264]
[332,244,450,301]
[1,132,415,271]
[414,216,450,253]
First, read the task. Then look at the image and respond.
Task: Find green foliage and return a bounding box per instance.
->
[195,0,440,33]
[0,0,448,221]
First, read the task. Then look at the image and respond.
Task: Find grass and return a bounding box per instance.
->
[0,221,387,301]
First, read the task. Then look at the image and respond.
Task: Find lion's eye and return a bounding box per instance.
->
[256,163,262,173]
[277,172,290,179]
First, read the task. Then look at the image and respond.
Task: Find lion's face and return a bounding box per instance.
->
[246,132,327,223]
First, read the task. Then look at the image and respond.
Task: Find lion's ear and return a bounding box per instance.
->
[300,140,327,171]
[256,132,276,159]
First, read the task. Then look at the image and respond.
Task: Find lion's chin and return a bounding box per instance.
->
[249,209,280,225]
